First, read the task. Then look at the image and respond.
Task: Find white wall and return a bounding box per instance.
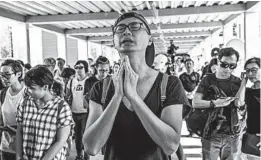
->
[29,26,43,67]
[57,34,66,60]
[78,39,88,60]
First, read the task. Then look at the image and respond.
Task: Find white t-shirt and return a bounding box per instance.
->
[0,86,25,153]
[70,77,88,113]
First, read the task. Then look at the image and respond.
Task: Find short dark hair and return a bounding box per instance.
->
[24,63,32,70]
[25,65,63,97]
[184,58,194,65]
[61,68,76,79]
[17,60,25,67]
[211,48,220,57]
[57,58,65,63]
[44,57,56,66]
[95,56,110,67]
[218,47,239,62]
[1,59,23,82]
[244,57,260,69]
[75,60,88,73]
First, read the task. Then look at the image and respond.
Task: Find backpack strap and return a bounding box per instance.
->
[101,78,112,107]
[0,87,8,105]
[160,74,169,108]
[57,100,65,114]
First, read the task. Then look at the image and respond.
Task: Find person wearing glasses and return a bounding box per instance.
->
[67,60,89,160]
[0,59,25,160]
[83,12,189,160]
[235,57,260,160]
[193,48,246,160]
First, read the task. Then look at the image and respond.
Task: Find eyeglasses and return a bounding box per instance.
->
[74,66,84,70]
[0,72,15,79]
[98,69,109,73]
[114,22,149,34]
[219,61,237,69]
[245,67,259,74]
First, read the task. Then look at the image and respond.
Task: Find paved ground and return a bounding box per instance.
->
[67,121,202,160]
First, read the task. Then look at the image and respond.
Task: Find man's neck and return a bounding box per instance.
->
[186,70,193,75]
[215,72,230,79]
[253,81,260,89]
[95,74,105,81]
[77,75,87,81]
[10,82,23,93]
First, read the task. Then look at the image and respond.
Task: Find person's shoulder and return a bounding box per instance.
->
[230,74,241,83]
[167,75,181,87]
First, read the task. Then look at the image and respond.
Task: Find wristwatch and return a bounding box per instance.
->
[210,100,216,108]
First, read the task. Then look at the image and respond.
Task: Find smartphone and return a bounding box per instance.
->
[241,72,248,81]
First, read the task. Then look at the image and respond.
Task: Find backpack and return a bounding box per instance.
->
[186,74,246,138]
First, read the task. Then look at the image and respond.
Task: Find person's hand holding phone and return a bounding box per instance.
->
[213,97,238,108]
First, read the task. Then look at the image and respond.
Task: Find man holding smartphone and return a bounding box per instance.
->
[193,48,247,160]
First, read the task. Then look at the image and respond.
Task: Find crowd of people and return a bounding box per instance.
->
[0,12,259,160]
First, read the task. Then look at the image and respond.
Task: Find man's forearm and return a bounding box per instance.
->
[16,125,23,160]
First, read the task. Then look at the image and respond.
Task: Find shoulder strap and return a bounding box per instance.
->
[57,100,65,114]
[101,78,112,106]
[69,79,73,93]
[160,74,169,108]
[0,87,8,105]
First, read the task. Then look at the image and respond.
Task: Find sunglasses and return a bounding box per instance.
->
[0,72,15,79]
[74,66,84,70]
[245,67,259,74]
[219,61,237,69]
[114,22,149,34]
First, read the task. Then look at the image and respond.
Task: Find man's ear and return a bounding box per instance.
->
[43,85,48,90]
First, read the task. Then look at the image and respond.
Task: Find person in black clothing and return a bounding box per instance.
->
[235,57,260,160]
[85,56,111,102]
[83,12,189,160]
[179,59,200,105]
[193,48,246,160]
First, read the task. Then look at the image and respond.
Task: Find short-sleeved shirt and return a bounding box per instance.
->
[0,86,25,153]
[89,72,190,160]
[69,77,88,113]
[245,88,260,134]
[196,74,241,134]
[16,96,72,160]
[179,71,200,92]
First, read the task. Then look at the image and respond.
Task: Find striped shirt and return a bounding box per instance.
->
[16,96,72,160]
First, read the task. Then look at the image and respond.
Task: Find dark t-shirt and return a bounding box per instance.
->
[179,72,200,92]
[89,72,190,160]
[85,75,99,100]
[245,88,260,134]
[196,74,241,134]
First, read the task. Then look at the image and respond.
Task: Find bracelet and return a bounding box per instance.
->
[210,100,216,108]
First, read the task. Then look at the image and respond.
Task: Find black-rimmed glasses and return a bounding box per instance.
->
[0,72,15,79]
[74,66,84,70]
[219,61,237,69]
[245,67,259,74]
[114,22,149,34]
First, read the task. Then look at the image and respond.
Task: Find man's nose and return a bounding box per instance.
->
[122,27,132,35]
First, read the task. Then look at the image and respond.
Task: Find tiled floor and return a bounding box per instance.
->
[67,121,202,160]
